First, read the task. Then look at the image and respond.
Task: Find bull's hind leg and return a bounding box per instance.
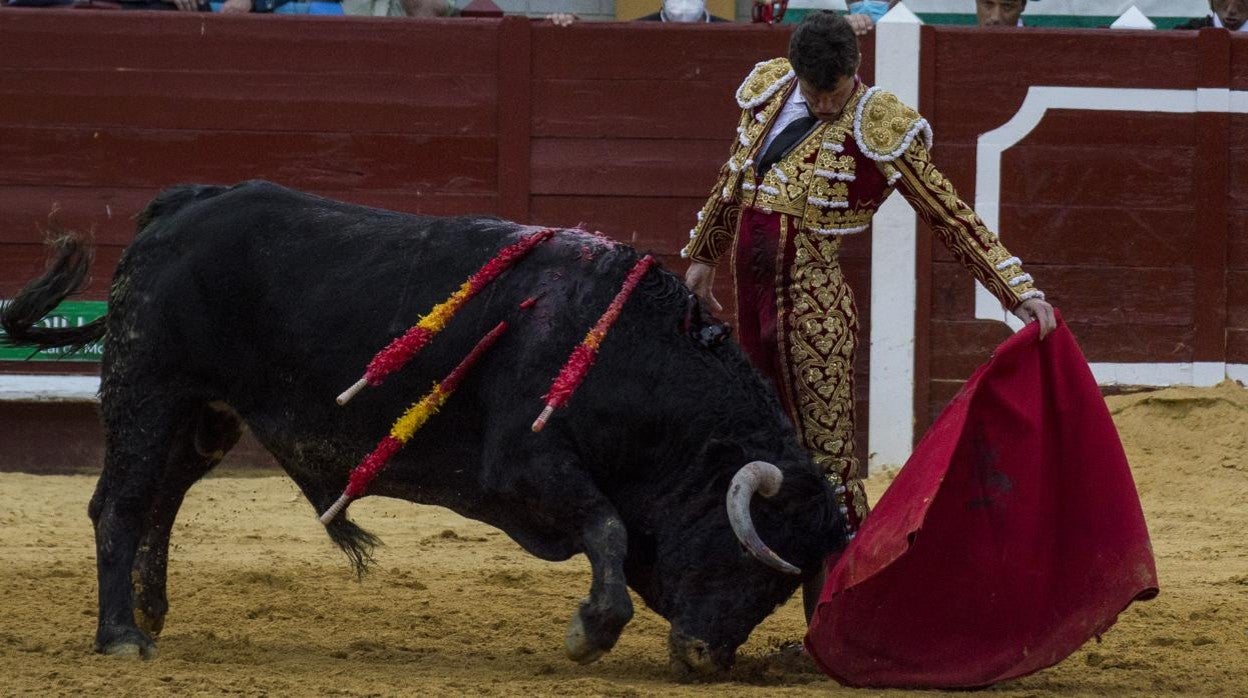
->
[132,402,242,637]
[88,392,216,658]
[482,444,633,664]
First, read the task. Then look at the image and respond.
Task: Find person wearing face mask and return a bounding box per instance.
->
[847,0,897,23]
[681,10,1054,620]
[1176,0,1247,30]
[548,0,728,26]
[843,0,898,35]
[636,0,730,22]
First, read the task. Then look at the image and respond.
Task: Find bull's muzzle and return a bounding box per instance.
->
[726,461,801,575]
[667,628,725,676]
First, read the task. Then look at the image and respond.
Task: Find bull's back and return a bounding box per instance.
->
[107,181,613,436]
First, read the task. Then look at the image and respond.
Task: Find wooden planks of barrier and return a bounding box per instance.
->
[1,11,1245,472]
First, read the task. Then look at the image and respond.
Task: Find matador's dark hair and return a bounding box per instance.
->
[788,11,861,90]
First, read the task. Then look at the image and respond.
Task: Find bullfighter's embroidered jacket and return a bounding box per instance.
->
[681,58,1044,308]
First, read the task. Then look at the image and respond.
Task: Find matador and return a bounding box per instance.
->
[682,12,1056,544]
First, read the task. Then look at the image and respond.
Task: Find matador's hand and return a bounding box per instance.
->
[1013,298,1056,340]
[685,262,723,313]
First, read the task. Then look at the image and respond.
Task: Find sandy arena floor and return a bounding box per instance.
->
[1,383,1245,696]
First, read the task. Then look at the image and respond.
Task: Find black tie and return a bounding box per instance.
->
[757,105,818,173]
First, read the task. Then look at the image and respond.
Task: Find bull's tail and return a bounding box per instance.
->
[325,516,382,579]
[0,229,106,350]
[1,184,235,351]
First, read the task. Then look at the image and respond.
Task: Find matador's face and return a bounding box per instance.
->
[797,74,857,123]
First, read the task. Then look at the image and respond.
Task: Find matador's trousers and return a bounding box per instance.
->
[732,207,869,531]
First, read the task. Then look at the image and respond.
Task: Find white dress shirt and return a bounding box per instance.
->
[759,85,813,155]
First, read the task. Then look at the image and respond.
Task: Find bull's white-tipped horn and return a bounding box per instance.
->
[726,461,801,576]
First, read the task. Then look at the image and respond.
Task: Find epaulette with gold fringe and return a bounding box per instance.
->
[852,87,933,162]
[735,58,795,110]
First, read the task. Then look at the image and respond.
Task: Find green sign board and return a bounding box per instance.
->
[0,300,107,362]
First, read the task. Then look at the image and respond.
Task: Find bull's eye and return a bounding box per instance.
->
[694,322,732,348]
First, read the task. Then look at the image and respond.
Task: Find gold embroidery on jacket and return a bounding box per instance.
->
[857,89,927,160]
[736,58,793,108]
[747,86,866,223]
[732,94,788,174]
[747,124,830,214]
[802,207,874,233]
[893,140,1037,306]
[807,179,850,202]
[684,79,793,263]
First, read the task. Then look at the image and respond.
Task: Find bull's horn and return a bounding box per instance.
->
[726,461,801,576]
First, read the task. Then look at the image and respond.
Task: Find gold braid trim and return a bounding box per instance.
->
[682,181,741,265]
[892,140,1039,307]
[735,58,794,109]
[685,61,795,265]
[853,88,933,162]
[777,219,870,527]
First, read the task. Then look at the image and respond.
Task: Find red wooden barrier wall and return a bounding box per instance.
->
[1,10,1244,471]
[917,27,1247,432]
[1230,36,1248,370]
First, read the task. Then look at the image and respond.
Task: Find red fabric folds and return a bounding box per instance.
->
[805,314,1158,688]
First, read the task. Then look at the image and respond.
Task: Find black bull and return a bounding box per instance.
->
[1,181,847,673]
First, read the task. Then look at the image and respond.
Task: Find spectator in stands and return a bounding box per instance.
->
[548,0,728,26]
[107,0,217,10]
[845,0,899,35]
[342,0,455,16]
[114,0,293,11]
[1176,0,1246,30]
[976,0,1026,27]
[636,0,729,21]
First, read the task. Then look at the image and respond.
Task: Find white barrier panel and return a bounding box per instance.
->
[0,374,100,402]
[867,3,922,469]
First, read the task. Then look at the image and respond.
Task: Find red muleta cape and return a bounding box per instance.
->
[805,314,1158,688]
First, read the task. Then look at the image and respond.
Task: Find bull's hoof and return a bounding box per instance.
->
[96,625,158,660]
[564,611,607,664]
[134,608,165,637]
[763,640,820,674]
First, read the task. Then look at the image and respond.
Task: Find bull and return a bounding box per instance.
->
[1,181,847,674]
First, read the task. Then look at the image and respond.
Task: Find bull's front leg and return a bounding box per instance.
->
[480,436,634,664]
[565,510,634,664]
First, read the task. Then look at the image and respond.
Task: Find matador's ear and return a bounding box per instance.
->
[682,293,733,349]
